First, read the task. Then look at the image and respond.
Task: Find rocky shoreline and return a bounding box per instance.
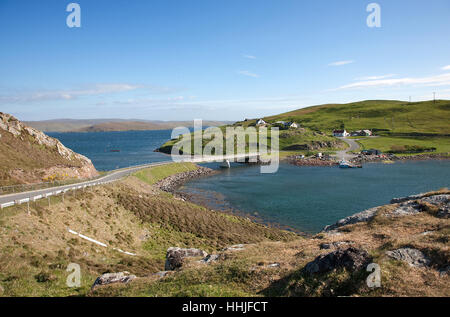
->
[286,152,449,167]
[154,166,218,193]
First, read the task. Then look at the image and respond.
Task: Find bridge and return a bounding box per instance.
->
[0,152,266,208]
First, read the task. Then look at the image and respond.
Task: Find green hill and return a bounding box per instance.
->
[263,99,450,135]
[242,100,450,156]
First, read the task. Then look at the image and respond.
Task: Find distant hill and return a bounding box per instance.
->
[25,119,234,132]
[258,100,450,135]
[0,113,98,186]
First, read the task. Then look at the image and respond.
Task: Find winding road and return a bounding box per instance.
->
[0,152,262,206]
[334,137,361,160]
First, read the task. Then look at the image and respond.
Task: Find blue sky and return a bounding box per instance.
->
[1,0,449,121]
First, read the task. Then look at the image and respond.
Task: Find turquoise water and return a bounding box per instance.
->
[48,130,172,171]
[48,131,449,234]
[180,161,450,233]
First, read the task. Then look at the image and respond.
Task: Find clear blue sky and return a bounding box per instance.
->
[1,0,449,121]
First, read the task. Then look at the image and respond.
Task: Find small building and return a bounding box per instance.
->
[256,119,267,126]
[333,129,349,137]
[351,129,372,136]
[361,149,382,155]
[274,121,298,129]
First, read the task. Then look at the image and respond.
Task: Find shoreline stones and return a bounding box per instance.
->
[323,193,449,232]
[155,167,217,193]
[91,271,136,289]
[323,207,380,232]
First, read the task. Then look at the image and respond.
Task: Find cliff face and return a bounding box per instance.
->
[0,112,98,186]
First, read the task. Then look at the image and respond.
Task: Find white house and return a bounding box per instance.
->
[333,129,349,137]
[274,121,298,129]
[256,119,267,126]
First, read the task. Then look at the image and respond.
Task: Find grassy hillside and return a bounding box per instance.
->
[1,163,447,297]
[158,126,346,156]
[0,164,295,296]
[0,113,98,186]
[263,100,450,135]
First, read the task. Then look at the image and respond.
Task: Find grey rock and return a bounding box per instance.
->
[386,248,430,268]
[421,194,449,205]
[391,193,428,204]
[305,247,371,274]
[390,201,421,216]
[199,254,221,264]
[322,207,379,232]
[439,266,450,277]
[165,247,208,271]
[320,241,354,250]
[91,271,136,289]
[222,244,246,252]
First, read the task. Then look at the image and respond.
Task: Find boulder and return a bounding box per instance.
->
[305,247,372,274]
[91,271,136,289]
[165,247,208,271]
[386,248,430,268]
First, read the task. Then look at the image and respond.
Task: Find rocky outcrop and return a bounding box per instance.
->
[323,192,449,232]
[323,207,380,232]
[164,247,208,270]
[91,271,136,289]
[0,112,98,184]
[305,247,372,274]
[386,248,430,268]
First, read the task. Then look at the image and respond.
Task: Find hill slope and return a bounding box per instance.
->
[263,100,450,135]
[0,113,98,186]
[0,163,447,297]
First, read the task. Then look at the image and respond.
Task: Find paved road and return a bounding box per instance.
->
[334,137,360,160]
[0,161,171,205]
[0,152,262,205]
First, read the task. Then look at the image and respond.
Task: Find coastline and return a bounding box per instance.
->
[153,163,305,234]
[286,152,450,167]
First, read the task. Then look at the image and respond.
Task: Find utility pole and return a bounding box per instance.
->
[433,92,436,104]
